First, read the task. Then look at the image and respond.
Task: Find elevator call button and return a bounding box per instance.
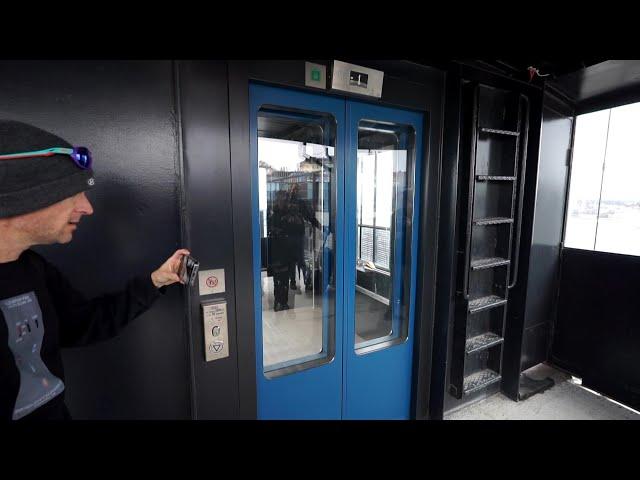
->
[202,300,229,361]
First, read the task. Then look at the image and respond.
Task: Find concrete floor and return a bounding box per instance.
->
[445,363,640,420]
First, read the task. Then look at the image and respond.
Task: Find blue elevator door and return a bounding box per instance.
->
[250,83,424,419]
[343,100,424,419]
[250,84,345,419]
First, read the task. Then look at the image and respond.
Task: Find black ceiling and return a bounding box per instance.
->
[444,59,640,113]
[480,59,609,79]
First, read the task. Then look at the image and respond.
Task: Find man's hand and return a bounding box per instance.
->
[151,249,191,288]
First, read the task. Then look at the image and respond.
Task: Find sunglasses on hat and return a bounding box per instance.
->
[0,146,92,169]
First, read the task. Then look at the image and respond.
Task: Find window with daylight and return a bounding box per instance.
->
[356,149,395,270]
[564,101,640,256]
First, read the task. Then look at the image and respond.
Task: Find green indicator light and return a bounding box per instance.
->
[311,69,321,81]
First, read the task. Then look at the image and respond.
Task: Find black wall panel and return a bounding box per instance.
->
[0,60,191,419]
[553,248,640,411]
[519,100,573,372]
[1,59,448,420]
[178,60,240,419]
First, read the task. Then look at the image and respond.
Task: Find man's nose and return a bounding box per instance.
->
[78,192,94,215]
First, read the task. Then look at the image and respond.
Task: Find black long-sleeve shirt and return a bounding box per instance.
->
[0,249,164,420]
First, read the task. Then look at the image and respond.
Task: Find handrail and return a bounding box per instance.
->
[509,94,530,290]
[463,85,480,300]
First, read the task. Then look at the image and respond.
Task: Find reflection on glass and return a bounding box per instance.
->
[595,102,640,256]
[565,101,640,257]
[258,109,336,374]
[564,109,610,249]
[354,121,415,351]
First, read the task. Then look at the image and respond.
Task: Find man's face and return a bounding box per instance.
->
[14,192,94,245]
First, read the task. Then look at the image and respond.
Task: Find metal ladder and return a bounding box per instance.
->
[450,82,529,399]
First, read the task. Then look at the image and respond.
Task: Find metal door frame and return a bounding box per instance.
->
[229,60,444,419]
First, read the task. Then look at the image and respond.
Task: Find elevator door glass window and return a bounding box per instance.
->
[354,120,416,351]
[257,109,337,376]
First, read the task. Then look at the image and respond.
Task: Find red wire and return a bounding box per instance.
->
[0,151,56,160]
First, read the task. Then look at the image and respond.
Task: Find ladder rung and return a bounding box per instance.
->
[463,369,502,395]
[469,295,507,314]
[471,257,511,270]
[476,175,516,181]
[480,127,520,136]
[473,217,513,226]
[466,333,504,354]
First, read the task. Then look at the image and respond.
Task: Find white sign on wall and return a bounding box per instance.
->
[198,268,225,295]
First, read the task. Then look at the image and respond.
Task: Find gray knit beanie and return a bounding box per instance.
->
[0,120,95,218]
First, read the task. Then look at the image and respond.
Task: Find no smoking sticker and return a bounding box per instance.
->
[198,268,225,295]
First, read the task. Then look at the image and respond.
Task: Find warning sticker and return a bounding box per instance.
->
[198,269,225,295]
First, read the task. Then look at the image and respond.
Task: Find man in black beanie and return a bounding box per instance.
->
[0,120,190,420]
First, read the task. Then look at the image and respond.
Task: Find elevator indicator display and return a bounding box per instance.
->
[349,71,368,88]
[330,60,383,98]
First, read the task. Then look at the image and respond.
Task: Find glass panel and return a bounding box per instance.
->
[359,151,376,225]
[594,102,640,256]
[360,226,374,262]
[258,108,336,375]
[564,109,610,249]
[375,151,394,229]
[354,120,415,351]
[375,228,390,269]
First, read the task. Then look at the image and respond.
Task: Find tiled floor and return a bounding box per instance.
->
[261,270,323,368]
[261,270,392,367]
[445,363,640,420]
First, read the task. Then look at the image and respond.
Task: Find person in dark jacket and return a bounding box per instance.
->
[267,189,294,311]
[283,183,320,292]
[267,184,321,310]
[0,120,188,420]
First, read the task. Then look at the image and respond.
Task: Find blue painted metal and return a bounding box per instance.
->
[250,83,345,419]
[251,83,424,419]
[343,100,424,419]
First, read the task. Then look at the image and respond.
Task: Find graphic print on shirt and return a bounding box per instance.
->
[1,292,64,420]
